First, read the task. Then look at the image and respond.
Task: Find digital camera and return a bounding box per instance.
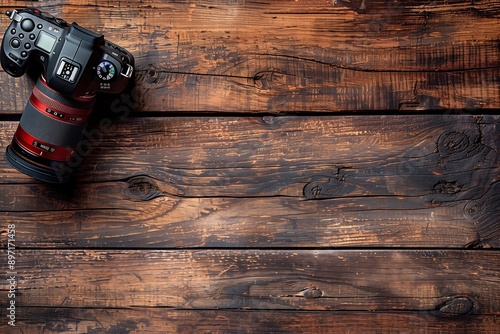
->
[1,8,134,183]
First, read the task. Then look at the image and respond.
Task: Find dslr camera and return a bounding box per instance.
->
[1,8,134,183]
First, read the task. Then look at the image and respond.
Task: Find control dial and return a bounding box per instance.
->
[96,61,116,81]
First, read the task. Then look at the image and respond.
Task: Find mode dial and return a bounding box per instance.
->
[96,61,116,81]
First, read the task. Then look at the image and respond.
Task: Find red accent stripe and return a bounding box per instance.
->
[31,86,93,124]
[14,125,75,162]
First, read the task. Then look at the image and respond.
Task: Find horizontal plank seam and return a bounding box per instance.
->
[2,247,498,251]
[141,66,500,80]
[144,52,500,75]
[0,305,498,316]
[3,108,500,118]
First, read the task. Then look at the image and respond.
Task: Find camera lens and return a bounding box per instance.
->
[5,75,96,183]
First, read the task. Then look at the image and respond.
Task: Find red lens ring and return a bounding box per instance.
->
[31,84,93,124]
[29,93,91,124]
[14,125,74,162]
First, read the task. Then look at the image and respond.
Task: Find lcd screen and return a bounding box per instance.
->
[35,31,57,53]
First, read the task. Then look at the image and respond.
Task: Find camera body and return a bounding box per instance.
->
[1,8,134,183]
[1,8,134,97]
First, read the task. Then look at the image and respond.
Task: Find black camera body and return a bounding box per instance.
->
[1,8,134,183]
[2,8,134,97]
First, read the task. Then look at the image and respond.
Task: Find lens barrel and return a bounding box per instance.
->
[5,76,96,183]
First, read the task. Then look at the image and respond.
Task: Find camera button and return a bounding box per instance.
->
[29,34,36,40]
[10,38,21,49]
[19,33,24,39]
[24,43,31,50]
[10,28,16,35]
[21,51,28,58]
[20,18,35,32]
[8,53,19,61]
[37,24,43,29]
[9,53,23,64]
[55,18,68,27]
[41,12,54,20]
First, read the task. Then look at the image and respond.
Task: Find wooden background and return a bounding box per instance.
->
[1,0,499,333]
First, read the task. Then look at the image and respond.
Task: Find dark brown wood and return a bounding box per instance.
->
[1,0,500,113]
[1,1,499,332]
[0,115,498,249]
[1,250,499,312]
[1,308,499,333]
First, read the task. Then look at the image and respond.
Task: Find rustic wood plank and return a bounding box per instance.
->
[0,250,498,313]
[3,193,499,248]
[1,0,499,113]
[1,308,499,333]
[0,2,499,332]
[1,115,498,248]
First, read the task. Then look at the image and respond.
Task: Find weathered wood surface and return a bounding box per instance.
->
[1,0,500,333]
[0,115,499,249]
[2,309,500,334]
[3,249,500,310]
[1,0,500,113]
[0,115,499,332]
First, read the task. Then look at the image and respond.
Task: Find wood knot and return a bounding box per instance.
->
[145,65,159,84]
[437,131,484,162]
[125,176,162,201]
[260,115,287,127]
[463,181,499,222]
[252,70,285,90]
[433,180,462,195]
[437,131,470,157]
[300,287,323,299]
[303,168,353,199]
[463,201,486,220]
[436,296,475,316]
[148,66,156,77]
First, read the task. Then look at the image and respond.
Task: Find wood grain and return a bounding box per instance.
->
[1,1,499,332]
[1,0,499,113]
[1,308,499,333]
[0,115,498,249]
[1,249,499,312]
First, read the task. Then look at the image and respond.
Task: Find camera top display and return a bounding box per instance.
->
[1,8,134,97]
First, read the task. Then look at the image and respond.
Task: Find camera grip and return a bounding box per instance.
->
[1,37,30,77]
